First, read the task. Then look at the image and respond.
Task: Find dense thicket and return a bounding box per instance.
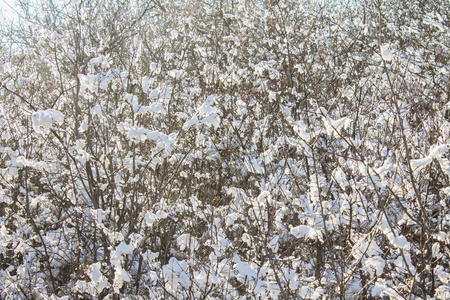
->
[0,0,449,299]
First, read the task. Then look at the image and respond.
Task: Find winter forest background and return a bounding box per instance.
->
[0,0,449,299]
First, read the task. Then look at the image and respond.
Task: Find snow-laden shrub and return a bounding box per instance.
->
[0,0,449,298]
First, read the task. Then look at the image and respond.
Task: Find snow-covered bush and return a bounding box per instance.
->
[0,0,449,298]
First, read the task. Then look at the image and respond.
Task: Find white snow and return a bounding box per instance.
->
[380,44,393,61]
[372,282,385,297]
[150,62,161,74]
[371,280,398,297]
[144,212,157,226]
[182,95,221,131]
[178,272,191,288]
[168,69,185,80]
[290,225,317,240]
[5,82,15,91]
[143,250,159,262]
[254,280,268,295]
[317,106,350,136]
[351,236,383,261]
[88,55,108,68]
[364,256,385,276]
[432,242,440,258]
[32,109,64,133]
[424,16,446,31]
[436,265,450,283]
[410,157,429,171]
[182,116,200,130]
[155,210,168,219]
[115,241,134,256]
[282,268,299,289]
[293,120,311,141]
[91,105,102,117]
[132,98,166,114]
[435,286,450,299]
[256,191,270,204]
[269,235,279,252]
[328,116,349,134]
[127,126,174,154]
[162,257,190,293]
[199,96,217,116]
[410,144,449,172]
[392,235,409,249]
[79,74,99,94]
[244,157,264,174]
[177,234,199,252]
[144,210,169,226]
[85,262,109,295]
[88,263,103,282]
[99,72,113,90]
[113,265,131,293]
[150,88,160,99]
[225,212,240,226]
[141,76,150,93]
[233,254,257,280]
[202,113,220,130]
